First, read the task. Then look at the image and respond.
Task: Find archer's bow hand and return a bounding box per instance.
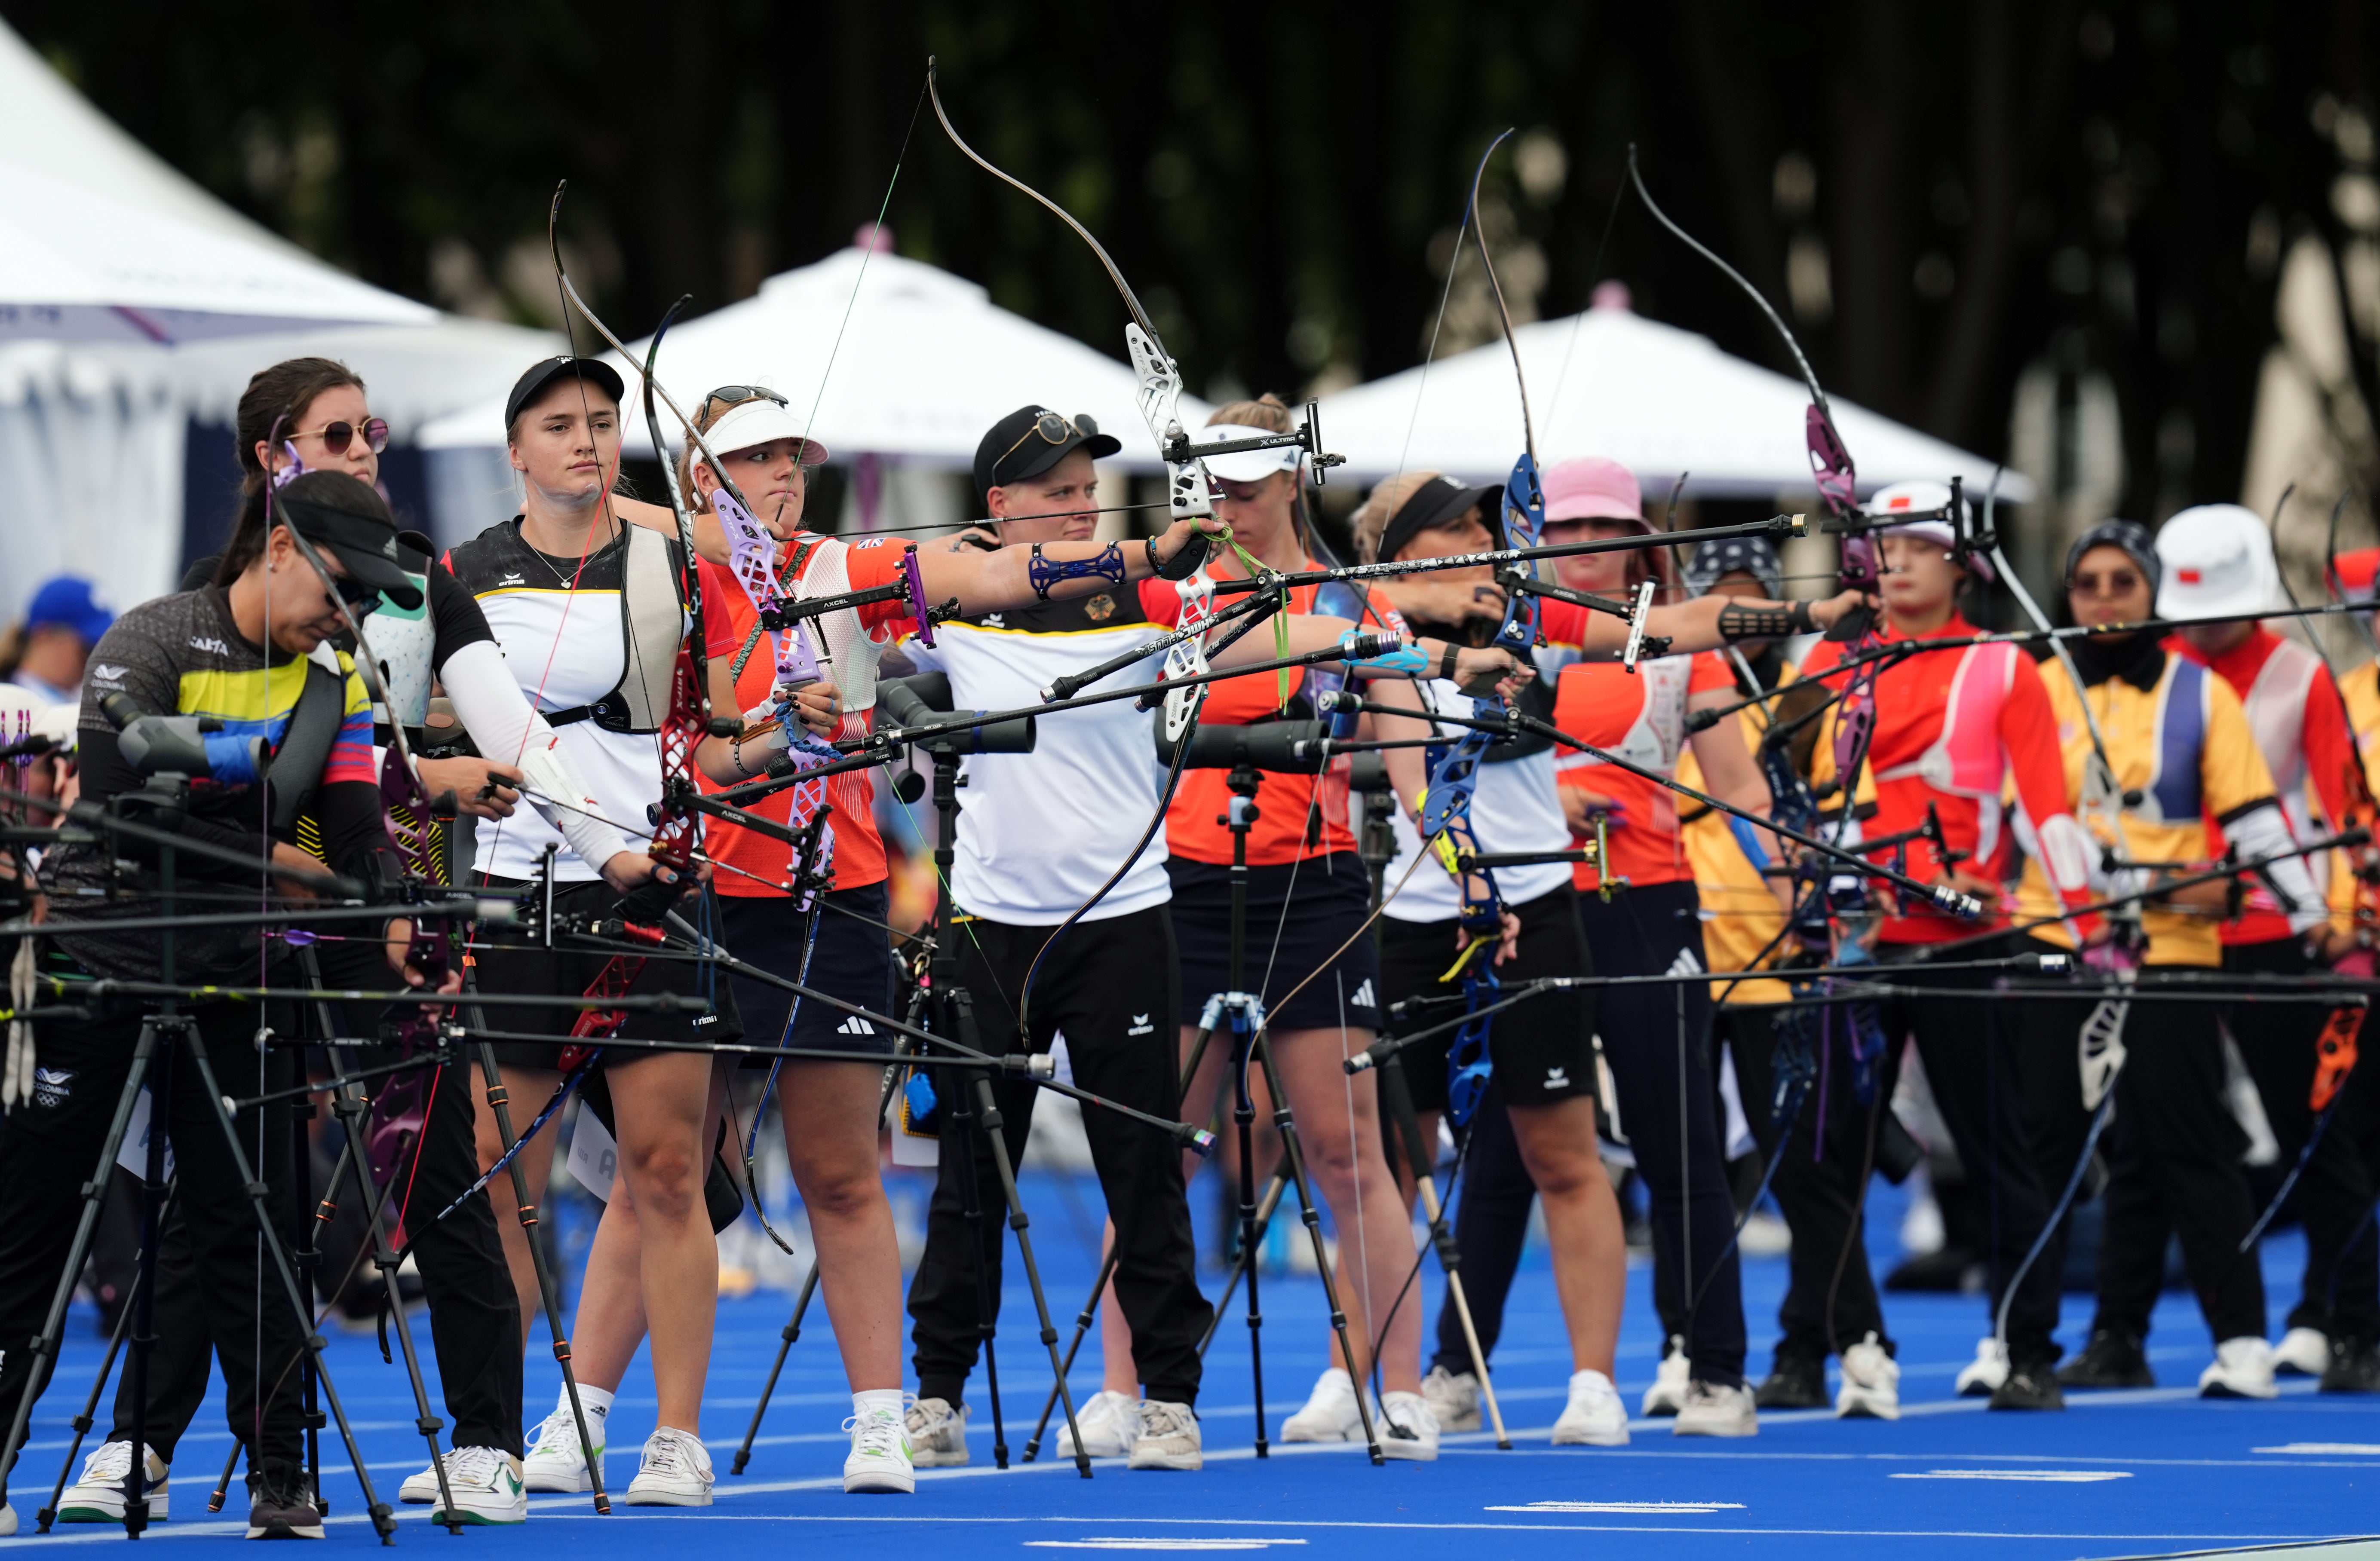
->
[784,679,843,739]
[1147,515,1220,579]
[1451,644,1531,698]
[419,755,523,820]
[1807,589,1878,637]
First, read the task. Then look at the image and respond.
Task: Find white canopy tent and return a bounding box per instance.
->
[0,18,554,624]
[417,242,1211,543]
[1313,291,2034,503]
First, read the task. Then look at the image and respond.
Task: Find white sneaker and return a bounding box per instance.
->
[56,1441,169,1522]
[1057,1389,1140,1459]
[1377,1390,1440,1462]
[0,1500,14,1537]
[905,1396,970,1468]
[1125,1400,1202,1471]
[623,1426,714,1507]
[427,1447,527,1526]
[522,1405,605,1494]
[1954,1337,2009,1397]
[1673,1380,1759,1437]
[1641,1336,1690,1417]
[1550,1369,1629,1446]
[1836,1333,1902,1420]
[2199,1336,2279,1400]
[842,1406,915,1494]
[1421,1365,1481,1433]
[2275,1326,2332,1377]
[1280,1368,1365,1443]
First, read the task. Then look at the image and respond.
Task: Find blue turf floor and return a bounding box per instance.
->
[6,1170,2377,1557]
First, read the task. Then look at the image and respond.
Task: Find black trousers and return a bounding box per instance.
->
[1579,882,1745,1386]
[0,999,307,1494]
[1720,1002,1893,1365]
[1875,937,2062,1356]
[2025,961,2265,1344]
[908,906,1211,1407]
[2091,940,2379,1342]
[1426,1083,1533,1375]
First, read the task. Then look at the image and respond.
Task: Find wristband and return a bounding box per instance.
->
[1438,640,1461,683]
[1027,540,1126,600]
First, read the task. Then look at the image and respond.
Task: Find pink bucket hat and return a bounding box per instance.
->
[1543,456,1647,528]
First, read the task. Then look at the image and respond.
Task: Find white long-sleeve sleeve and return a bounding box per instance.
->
[438,638,639,873]
[2223,799,2328,936]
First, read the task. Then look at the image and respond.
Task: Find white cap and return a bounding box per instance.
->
[1862,478,1991,580]
[696,395,830,470]
[28,701,77,752]
[2155,504,2278,619]
[1197,422,1302,484]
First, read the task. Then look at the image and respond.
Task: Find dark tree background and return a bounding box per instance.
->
[12,0,2380,534]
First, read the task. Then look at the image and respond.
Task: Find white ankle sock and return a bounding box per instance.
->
[558,1384,614,1427]
[853,1388,904,1421]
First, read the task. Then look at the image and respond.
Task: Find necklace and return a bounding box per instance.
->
[519,515,617,587]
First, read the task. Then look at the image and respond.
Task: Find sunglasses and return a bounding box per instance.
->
[700,385,790,419]
[995,410,1099,477]
[291,417,392,457]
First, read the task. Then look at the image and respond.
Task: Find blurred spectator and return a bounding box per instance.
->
[0,577,114,706]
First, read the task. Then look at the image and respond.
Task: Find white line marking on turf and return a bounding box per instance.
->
[2258,1443,2380,1455]
[1023,1541,1307,1551]
[1889,1470,2134,1482]
[1487,1501,1746,1513]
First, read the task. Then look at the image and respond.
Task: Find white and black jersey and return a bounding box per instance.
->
[442,518,690,884]
[1380,670,1573,923]
[901,584,1174,926]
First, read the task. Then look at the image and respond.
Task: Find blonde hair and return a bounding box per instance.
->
[1350,471,1452,563]
[1206,393,1295,435]
[675,394,810,516]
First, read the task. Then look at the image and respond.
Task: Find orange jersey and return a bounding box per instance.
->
[696,535,919,896]
[1145,565,1406,868]
[1550,651,1732,890]
[1803,615,2082,943]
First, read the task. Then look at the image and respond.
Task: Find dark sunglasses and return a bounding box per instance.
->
[996,410,1099,475]
[291,417,392,457]
[700,385,791,419]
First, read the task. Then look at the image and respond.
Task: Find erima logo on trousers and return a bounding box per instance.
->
[838,1016,877,1035]
[1128,1014,1154,1036]
[1545,1066,1570,1089]
[1348,979,1377,1009]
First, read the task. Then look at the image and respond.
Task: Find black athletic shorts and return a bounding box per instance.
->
[1378,883,1595,1112]
[1169,854,1382,1033]
[717,881,900,1058]
[470,877,742,1068]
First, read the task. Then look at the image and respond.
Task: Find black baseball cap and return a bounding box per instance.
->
[973,405,1123,503]
[505,356,627,435]
[1378,474,1501,563]
[276,471,424,610]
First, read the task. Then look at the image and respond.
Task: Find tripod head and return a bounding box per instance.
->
[1154,719,1331,775]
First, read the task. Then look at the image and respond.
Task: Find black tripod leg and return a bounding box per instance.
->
[1379,1051,1508,1448]
[965,1069,1092,1479]
[1025,1239,1119,1462]
[177,1028,397,1543]
[469,1035,612,1514]
[0,1019,162,1524]
[1253,1029,1382,1465]
[121,1035,173,1537]
[1233,1019,1267,1459]
[1196,1172,1288,1357]
[34,1179,179,1533]
[731,1259,821,1475]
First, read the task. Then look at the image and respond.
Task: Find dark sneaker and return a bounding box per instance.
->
[1753,1353,1828,1410]
[245,1477,323,1540]
[1989,1354,2066,1411]
[2319,1336,2380,1394]
[2057,1329,2154,1390]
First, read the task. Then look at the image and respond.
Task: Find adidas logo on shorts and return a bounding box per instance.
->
[1348,979,1377,1010]
[838,1016,877,1036]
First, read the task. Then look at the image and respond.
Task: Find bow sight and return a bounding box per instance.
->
[1159,400,1347,486]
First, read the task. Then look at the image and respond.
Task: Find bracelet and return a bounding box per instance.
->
[730,732,751,776]
[1438,640,1461,683]
[1152,529,1212,582]
[1027,540,1127,600]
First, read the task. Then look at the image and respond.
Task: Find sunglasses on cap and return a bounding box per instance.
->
[699,385,791,420]
[289,417,391,457]
[997,410,1100,472]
